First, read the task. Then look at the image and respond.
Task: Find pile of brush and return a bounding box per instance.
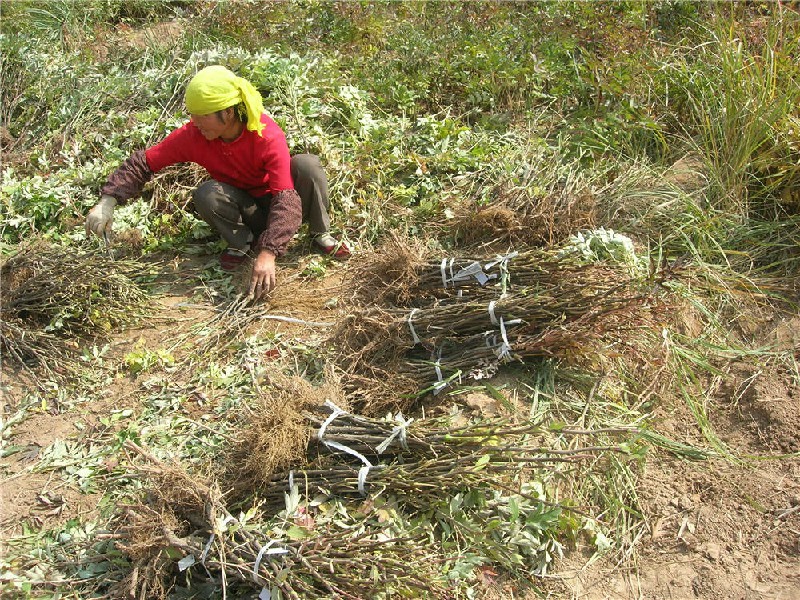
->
[332,237,667,413]
[1,241,151,379]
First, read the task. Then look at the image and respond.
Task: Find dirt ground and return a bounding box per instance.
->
[552,403,800,599]
[548,318,800,599]
[1,250,798,599]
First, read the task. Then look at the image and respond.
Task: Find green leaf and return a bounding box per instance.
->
[594,530,612,552]
[509,496,520,521]
[75,467,93,479]
[474,454,491,470]
[286,525,312,540]
[483,383,506,402]
[275,567,290,584]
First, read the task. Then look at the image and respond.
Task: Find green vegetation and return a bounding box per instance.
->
[1,1,799,599]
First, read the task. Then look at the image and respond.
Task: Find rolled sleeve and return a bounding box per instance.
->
[254,188,302,256]
[100,150,153,203]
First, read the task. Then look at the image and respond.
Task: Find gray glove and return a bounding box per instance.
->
[85,194,117,237]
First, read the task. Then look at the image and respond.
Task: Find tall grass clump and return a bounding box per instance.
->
[613,10,800,279]
[665,13,800,214]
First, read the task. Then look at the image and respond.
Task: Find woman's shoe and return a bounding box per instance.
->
[313,233,351,259]
[219,247,250,271]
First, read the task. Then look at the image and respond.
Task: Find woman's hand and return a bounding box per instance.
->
[85,195,117,237]
[249,249,276,299]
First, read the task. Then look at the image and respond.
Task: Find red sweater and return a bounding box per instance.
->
[146,114,294,197]
[101,113,302,257]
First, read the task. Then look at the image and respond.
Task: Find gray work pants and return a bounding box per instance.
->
[192,153,331,250]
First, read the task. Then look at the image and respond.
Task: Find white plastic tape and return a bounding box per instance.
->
[318,400,346,441]
[407,308,422,345]
[252,541,288,583]
[375,413,413,454]
[323,440,374,495]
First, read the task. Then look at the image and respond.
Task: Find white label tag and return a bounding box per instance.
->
[178,554,196,571]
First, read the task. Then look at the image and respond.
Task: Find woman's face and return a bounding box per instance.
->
[190,109,235,141]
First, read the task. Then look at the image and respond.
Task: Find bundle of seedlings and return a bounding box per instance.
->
[1,240,152,376]
[344,238,640,308]
[225,401,615,580]
[118,441,445,600]
[408,248,621,295]
[299,401,629,462]
[120,412,595,599]
[0,318,80,379]
[248,457,573,584]
[257,441,606,515]
[393,294,664,394]
[224,373,450,496]
[333,276,647,359]
[229,397,630,514]
[330,269,660,410]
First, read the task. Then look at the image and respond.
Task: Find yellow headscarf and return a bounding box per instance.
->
[184,65,265,136]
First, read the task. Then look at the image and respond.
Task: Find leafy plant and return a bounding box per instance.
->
[124,344,175,375]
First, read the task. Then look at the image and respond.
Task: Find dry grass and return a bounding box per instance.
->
[343,233,428,307]
[224,371,347,491]
[451,204,526,248]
